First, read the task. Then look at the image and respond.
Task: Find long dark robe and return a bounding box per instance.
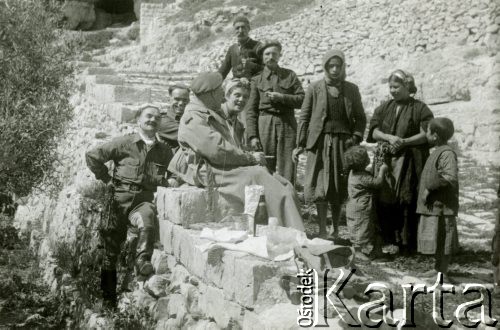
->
[367,97,433,246]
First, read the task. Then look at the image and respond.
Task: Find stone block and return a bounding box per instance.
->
[152,249,170,275]
[86,75,124,86]
[84,67,116,75]
[166,293,187,319]
[145,274,169,298]
[105,103,139,123]
[156,187,213,225]
[242,303,299,330]
[113,85,152,103]
[198,285,243,329]
[153,296,170,321]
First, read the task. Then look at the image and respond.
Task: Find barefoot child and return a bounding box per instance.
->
[417,117,459,281]
[344,146,388,259]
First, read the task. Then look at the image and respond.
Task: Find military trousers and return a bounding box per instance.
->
[258,113,297,183]
[101,189,156,271]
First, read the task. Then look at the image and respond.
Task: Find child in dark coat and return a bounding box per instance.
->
[417,117,459,282]
[344,146,388,260]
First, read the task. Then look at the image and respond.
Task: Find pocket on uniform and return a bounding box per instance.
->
[152,162,167,177]
[278,80,295,93]
[117,158,140,179]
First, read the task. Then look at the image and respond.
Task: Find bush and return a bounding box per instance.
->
[0,0,76,197]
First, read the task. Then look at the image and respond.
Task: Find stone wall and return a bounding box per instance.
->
[140,1,175,44]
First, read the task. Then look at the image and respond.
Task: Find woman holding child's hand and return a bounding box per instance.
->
[366,70,434,255]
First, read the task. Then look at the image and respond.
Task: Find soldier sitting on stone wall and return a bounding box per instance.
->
[168,72,305,231]
[158,84,190,153]
[86,105,178,309]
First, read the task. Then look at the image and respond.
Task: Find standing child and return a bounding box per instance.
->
[344,146,388,260]
[417,117,459,282]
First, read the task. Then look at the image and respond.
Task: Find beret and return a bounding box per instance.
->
[190,72,223,95]
[257,39,282,57]
[233,15,250,26]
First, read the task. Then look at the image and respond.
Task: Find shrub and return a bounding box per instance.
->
[0,0,76,197]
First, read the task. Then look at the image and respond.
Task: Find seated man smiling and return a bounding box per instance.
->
[168,72,305,231]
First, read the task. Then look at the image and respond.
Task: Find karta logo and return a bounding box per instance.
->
[296,268,498,328]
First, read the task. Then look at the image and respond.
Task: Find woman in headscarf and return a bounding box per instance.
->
[367,70,434,254]
[294,49,366,239]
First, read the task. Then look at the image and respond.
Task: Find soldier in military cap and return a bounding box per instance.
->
[246,40,305,183]
[86,104,177,308]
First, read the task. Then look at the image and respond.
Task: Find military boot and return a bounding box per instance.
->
[135,227,154,277]
[100,269,117,310]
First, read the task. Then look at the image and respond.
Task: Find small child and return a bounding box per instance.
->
[417,117,459,282]
[344,146,388,260]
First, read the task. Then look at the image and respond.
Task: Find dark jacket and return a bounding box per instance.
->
[246,66,305,139]
[297,80,366,150]
[86,133,173,191]
[218,38,263,79]
[416,145,459,216]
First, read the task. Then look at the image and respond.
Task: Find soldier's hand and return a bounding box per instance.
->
[167,178,179,188]
[252,152,267,166]
[379,163,389,174]
[292,147,304,163]
[265,92,283,102]
[249,137,263,152]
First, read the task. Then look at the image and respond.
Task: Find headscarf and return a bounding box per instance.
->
[322,49,346,85]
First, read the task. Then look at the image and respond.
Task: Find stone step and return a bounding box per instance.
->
[85,74,125,86]
[86,83,153,104]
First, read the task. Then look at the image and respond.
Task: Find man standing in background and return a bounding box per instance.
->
[218,15,263,83]
[246,40,304,183]
[158,84,190,152]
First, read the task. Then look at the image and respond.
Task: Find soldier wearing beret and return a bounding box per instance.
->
[168,72,305,231]
[246,40,305,183]
[86,105,177,308]
[158,84,190,153]
[218,15,263,83]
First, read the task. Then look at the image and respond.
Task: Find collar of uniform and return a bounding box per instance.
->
[238,37,252,48]
[136,131,158,146]
[221,103,238,123]
[263,65,281,79]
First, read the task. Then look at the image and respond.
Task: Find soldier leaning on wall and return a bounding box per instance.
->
[86,104,178,309]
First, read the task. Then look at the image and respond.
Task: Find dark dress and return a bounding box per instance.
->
[367,97,433,247]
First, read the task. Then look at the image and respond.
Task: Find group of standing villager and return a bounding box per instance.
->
[84,14,478,308]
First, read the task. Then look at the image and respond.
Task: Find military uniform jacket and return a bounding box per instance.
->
[86,133,173,191]
[218,38,263,79]
[168,98,256,186]
[246,66,305,139]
